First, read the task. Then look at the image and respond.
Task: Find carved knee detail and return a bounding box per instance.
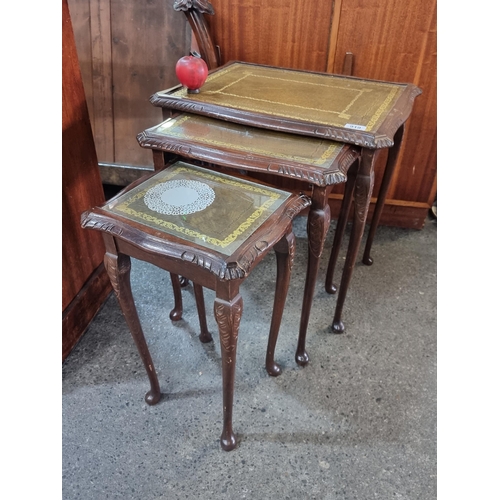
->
[104,252,131,300]
[354,173,375,224]
[307,206,331,258]
[214,296,243,365]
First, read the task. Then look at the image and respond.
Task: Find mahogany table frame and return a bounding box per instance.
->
[150,61,422,334]
[137,116,359,365]
[81,162,310,450]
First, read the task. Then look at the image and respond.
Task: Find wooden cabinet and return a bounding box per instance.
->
[329,0,437,228]
[63,0,112,361]
[208,0,437,228]
[206,0,336,72]
[67,0,191,176]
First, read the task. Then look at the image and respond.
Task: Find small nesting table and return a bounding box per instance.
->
[137,113,359,364]
[81,160,310,450]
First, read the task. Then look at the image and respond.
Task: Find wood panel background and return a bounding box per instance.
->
[69,0,436,229]
[63,0,112,360]
[206,0,335,72]
[208,0,437,228]
[68,0,191,170]
[329,0,437,222]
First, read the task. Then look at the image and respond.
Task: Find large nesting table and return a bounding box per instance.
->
[149,61,422,336]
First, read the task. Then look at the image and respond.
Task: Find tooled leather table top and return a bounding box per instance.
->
[151,62,422,149]
[101,161,293,256]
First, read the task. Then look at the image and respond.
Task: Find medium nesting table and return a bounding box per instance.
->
[150,61,422,333]
[81,160,310,450]
[137,114,359,365]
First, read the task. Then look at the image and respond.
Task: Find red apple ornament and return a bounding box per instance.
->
[175,53,208,94]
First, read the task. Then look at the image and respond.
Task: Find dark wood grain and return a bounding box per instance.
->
[109,0,189,167]
[63,0,112,360]
[208,0,335,71]
[89,0,114,162]
[62,263,112,361]
[174,0,220,70]
[67,0,192,168]
[67,0,94,125]
[330,0,437,210]
[69,0,436,230]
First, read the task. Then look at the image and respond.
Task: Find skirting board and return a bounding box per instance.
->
[327,195,430,229]
[62,263,113,361]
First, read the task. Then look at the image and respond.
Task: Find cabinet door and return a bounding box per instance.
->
[63,0,112,360]
[67,0,192,173]
[207,0,436,229]
[330,0,437,227]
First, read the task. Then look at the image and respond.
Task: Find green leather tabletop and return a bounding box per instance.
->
[102,162,291,256]
[149,114,343,167]
[151,62,422,148]
[137,114,359,186]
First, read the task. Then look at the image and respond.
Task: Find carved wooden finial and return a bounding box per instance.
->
[173,0,215,15]
[172,0,219,69]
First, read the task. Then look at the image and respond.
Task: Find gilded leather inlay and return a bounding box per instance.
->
[167,63,405,132]
[102,162,291,255]
[154,115,343,167]
[365,86,401,131]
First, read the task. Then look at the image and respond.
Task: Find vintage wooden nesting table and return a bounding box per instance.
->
[82,161,310,450]
[147,61,422,340]
[137,113,359,367]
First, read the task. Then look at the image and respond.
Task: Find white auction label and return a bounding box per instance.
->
[345,124,367,131]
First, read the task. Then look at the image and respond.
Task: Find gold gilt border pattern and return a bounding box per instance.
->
[203,73,367,120]
[108,165,285,250]
[156,116,342,166]
[169,63,404,132]
[365,86,400,131]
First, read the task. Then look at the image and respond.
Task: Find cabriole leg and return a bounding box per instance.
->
[193,283,212,343]
[169,273,183,321]
[296,186,331,366]
[214,294,243,451]
[104,250,161,405]
[332,149,376,333]
[325,158,360,294]
[266,231,295,376]
[363,124,405,265]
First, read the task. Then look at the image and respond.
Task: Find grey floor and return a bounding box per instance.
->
[62,214,437,500]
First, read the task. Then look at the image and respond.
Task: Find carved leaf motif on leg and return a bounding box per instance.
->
[104,252,131,301]
[307,206,331,258]
[354,172,375,223]
[339,150,360,176]
[214,298,243,364]
[284,194,312,220]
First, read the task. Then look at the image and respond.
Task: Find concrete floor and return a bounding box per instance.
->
[62,214,437,499]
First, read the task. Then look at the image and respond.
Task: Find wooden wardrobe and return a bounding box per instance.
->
[206,0,437,229]
[63,0,112,361]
